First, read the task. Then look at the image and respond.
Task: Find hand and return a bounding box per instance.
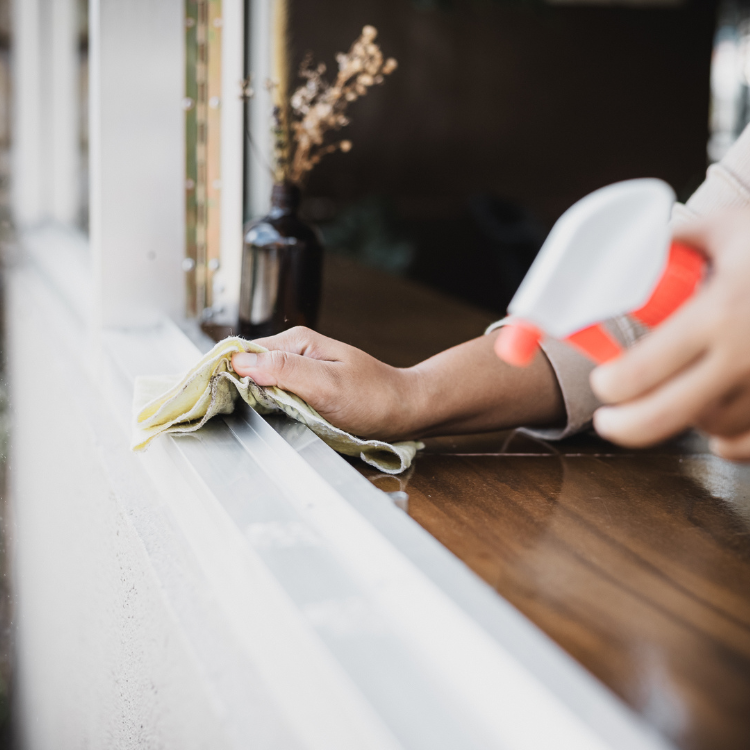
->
[232,325,565,442]
[590,209,750,461]
[232,327,417,441]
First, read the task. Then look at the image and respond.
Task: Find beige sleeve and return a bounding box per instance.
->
[488,123,750,440]
[486,316,644,440]
[673,122,750,226]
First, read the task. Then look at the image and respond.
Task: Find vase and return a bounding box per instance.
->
[238,182,323,339]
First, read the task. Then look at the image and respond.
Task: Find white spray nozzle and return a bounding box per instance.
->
[508,178,676,339]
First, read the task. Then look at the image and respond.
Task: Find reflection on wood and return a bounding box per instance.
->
[209,253,750,749]
[370,432,750,750]
[321,259,750,750]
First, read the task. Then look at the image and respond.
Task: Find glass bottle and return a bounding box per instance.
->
[238,182,323,339]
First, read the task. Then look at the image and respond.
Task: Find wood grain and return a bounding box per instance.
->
[402,434,750,750]
[318,258,750,750]
[218,254,750,749]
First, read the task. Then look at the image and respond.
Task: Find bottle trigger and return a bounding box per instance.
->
[494,324,542,367]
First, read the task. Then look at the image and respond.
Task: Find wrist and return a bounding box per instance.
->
[379,364,429,441]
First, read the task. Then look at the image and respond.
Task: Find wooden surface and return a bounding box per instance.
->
[212,254,750,749]
[318,254,498,366]
[202,253,497,364]
[319,255,750,750]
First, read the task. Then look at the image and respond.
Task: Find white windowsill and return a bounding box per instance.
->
[11,222,676,750]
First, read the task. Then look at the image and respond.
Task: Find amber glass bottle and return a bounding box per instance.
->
[238,183,323,339]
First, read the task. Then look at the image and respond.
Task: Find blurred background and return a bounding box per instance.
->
[292,0,725,313]
[1,0,750,745]
[4,0,750,313]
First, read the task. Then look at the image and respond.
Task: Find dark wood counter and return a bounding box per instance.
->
[209,254,750,749]
[319,256,750,750]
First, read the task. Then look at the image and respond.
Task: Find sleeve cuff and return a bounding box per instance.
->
[485,316,650,440]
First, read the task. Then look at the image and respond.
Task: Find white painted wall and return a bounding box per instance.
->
[247,0,274,219]
[11,0,45,224]
[11,0,80,226]
[89,0,185,328]
[50,0,80,224]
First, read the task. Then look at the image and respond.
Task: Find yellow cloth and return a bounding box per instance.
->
[131,336,422,474]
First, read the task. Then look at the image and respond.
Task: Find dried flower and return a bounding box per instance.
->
[269,25,397,186]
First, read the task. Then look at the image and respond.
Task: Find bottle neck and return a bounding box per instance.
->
[270,182,301,216]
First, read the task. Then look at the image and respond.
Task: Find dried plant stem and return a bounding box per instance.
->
[266,25,397,187]
[286,26,397,185]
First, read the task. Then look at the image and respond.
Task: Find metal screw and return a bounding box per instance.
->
[208,258,220,271]
[182,258,196,272]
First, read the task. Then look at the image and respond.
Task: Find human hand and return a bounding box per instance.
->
[590,209,750,461]
[232,327,418,441]
[233,323,565,442]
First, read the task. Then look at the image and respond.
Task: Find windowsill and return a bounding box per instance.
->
[11,222,671,750]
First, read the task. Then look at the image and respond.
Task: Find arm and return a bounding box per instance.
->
[513,122,750,442]
[232,326,564,442]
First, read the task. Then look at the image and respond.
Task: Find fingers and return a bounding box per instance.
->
[696,384,750,438]
[233,327,354,405]
[593,352,729,447]
[710,431,750,462]
[232,347,340,406]
[591,209,750,452]
[590,296,709,404]
[250,326,350,361]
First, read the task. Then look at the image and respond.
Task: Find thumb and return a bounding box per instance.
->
[232,349,335,405]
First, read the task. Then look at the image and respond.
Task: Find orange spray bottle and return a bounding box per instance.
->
[494,179,707,368]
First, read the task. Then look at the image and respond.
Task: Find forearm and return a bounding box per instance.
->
[398,331,565,439]
[232,325,565,444]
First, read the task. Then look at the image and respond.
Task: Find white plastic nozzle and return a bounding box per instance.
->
[508,179,676,339]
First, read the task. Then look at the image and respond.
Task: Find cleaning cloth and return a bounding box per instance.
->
[131,336,422,474]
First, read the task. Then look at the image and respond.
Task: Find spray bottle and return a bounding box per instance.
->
[494,179,707,367]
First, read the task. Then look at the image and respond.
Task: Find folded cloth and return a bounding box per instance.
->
[131,336,422,474]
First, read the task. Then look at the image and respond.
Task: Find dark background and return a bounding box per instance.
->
[288,0,719,313]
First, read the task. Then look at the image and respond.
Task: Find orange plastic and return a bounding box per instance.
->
[632,241,706,327]
[564,323,623,364]
[496,241,706,368]
[494,323,542,367]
